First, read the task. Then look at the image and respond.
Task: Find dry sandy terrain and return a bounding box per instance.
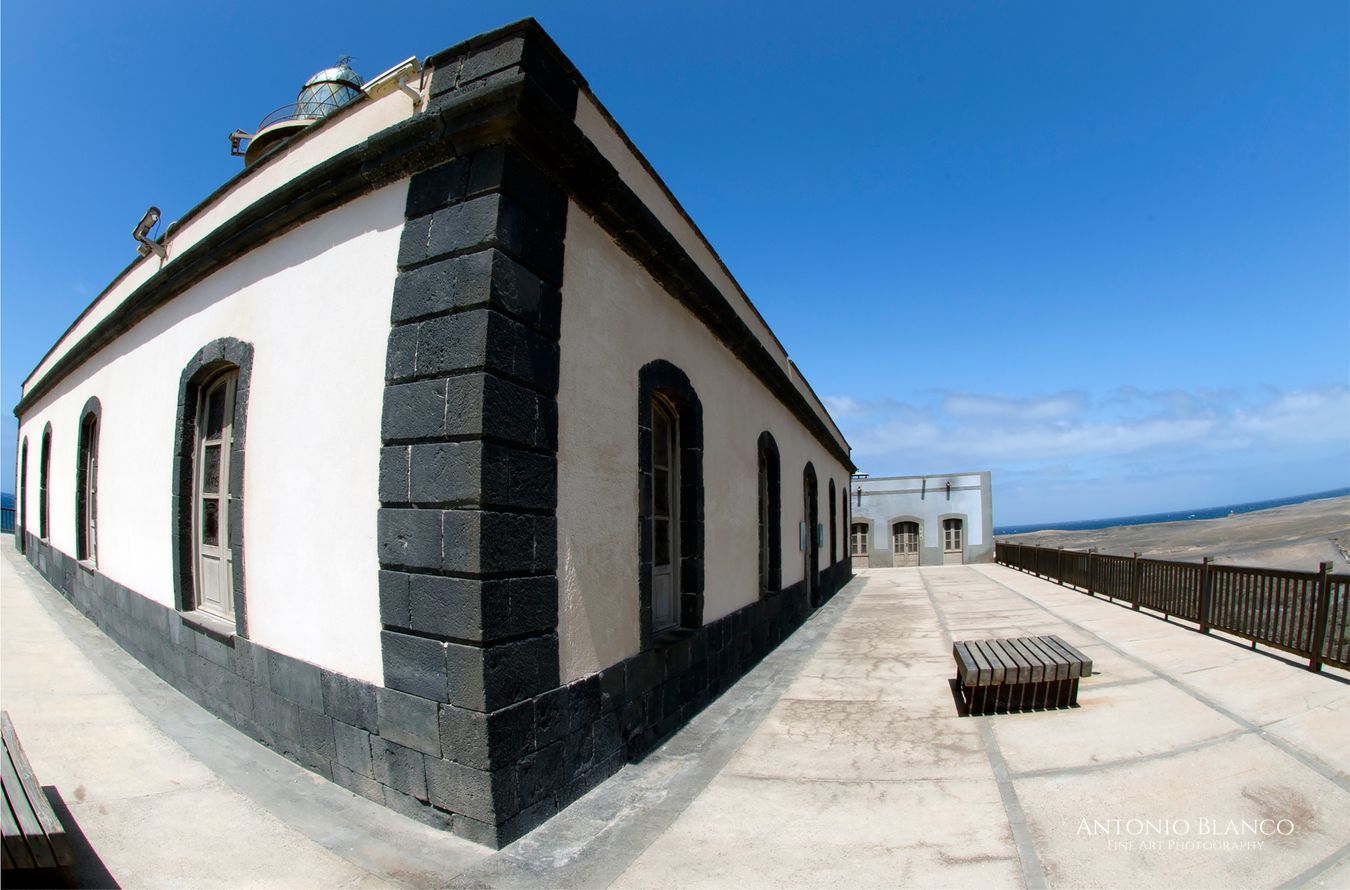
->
[999,495,1350,574]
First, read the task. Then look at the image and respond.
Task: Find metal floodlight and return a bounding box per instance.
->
[133,206,167,259]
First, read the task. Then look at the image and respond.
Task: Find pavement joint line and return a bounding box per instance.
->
[1006,728,1250,781]
[1073,675,1156,691]
[720,772,1012,786]
[970,564,1350,795]
[1276,840,1350,889]
[918,567,1050,890]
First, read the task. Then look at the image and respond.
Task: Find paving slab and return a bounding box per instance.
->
[616,774,1021,889]
[991,678,1242,776]
[1014,733,1347,889]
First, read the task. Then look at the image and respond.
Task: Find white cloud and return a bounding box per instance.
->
[828,384,1350,473]
[942,391,1085,420]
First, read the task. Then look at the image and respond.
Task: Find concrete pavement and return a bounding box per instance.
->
[614,566,1350,888]
[3,540,1348,887]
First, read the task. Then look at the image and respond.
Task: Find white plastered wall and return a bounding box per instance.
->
[14,182,408,684]
[555,208,852,681]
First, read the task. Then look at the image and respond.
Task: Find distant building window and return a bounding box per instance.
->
[850,522,869,556]
[892,521,919,555]
[76,399,102,563]
[756,431,781,595]
[943,518,964,553]
[39,425,52,541]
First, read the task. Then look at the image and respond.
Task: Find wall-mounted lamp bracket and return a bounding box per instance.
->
[133,206,167,260]
[397,76,422,108]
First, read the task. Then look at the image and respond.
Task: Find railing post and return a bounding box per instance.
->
[1309,561,1332,673]
[1131,552,1141,610]
[1056,547,1064,585]
[1198,557,1212,633]
[1086,550,1096,598]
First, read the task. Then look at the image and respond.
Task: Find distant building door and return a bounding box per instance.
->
[892,521,919,567]
[942,517,964,565]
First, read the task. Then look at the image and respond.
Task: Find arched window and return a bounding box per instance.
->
[828,479,837,565]
[39,424,52,541]
[18,438,28,553]
[892,521,919,555]
[172,338,253,634]
[76,398,102,563]
[638,360,704,649]
[850,521,869,556]
[943,517,964,553]
[756,432,781,595]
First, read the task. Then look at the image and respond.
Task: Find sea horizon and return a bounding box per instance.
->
[994,487,1350,537]
[5,486,1347,538]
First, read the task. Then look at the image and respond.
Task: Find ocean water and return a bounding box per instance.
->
[994,487,1350,537]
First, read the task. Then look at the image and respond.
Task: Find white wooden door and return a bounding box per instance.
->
[195,373,236,618]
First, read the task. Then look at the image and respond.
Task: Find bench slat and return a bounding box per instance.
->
[1036,636,1080,679]
[952,642,981,686]
[1,712,71,870]
[991,639,1029,684]
[1,790,36,870]
[960,640,994,686]
[1007,638,1045,682]
[1036,637,1090,677]
[972,640,1006,684]
[1041,636,1093,677]
[1020,637,1066,681]
[2,751,55,870]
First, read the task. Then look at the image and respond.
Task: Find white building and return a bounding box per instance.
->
[11,20,854,847]
[848,472,994,568]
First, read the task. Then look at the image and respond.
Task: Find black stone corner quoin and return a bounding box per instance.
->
[171,337,254,638]
[374,27,577,842]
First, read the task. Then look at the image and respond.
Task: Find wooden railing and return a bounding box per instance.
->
[996,542,1350,672]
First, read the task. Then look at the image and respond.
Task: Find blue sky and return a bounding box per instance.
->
[2,1,1346,525]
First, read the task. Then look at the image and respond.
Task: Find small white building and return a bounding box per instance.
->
[848,472,994,568]
[11,20,853,848]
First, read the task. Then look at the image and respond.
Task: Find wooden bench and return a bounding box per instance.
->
[953,635,1092,716]
[2,711,72,874]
